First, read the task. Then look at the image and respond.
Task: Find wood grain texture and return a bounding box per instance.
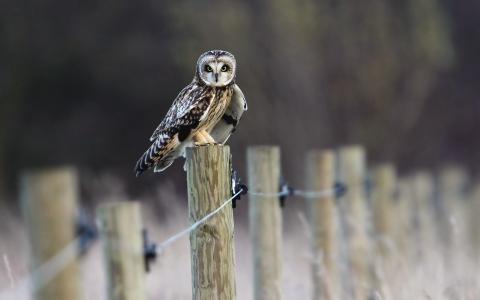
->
[306,150,338,300]
[186,145,236,300]
[20,167,81,300]
[247,146,282,300]
[97,202,146,300]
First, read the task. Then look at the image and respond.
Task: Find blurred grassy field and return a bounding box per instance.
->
[1,179,479,300]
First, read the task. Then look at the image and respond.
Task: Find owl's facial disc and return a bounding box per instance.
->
[197,51,236,87]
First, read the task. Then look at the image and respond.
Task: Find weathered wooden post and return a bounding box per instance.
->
[305,150,338,300]
[20,167,81,300]
[393,178,414,261]
[411,171,436,258]
[468,183,480,261]
[247,146,282,300]
[97,201,146,300]
[337,146,371,300]
[438,165,469,259]
[371,164,397,260]
[186,145,236,300]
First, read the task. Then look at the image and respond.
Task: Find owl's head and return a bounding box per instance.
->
[196,50,236,87]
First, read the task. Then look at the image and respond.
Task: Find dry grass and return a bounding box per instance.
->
[1,183,479,300]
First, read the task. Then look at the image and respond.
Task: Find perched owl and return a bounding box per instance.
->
[135,50,247,176]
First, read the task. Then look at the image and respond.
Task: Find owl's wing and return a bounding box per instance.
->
[210,83,247,144]
[134,83,214,176]
[149,83,210,142]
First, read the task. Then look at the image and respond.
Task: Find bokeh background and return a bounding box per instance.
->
[1,0,479,198]
[1,0,480,299]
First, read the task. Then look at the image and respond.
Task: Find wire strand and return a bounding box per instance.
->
[157,189,243,253]
[247,191,290,197]
[0,190,243,298]
[293,189,335,198]
[248,187,336,198]
[0,185,336,298]
[157,186,335,252]
[0,238,80,300]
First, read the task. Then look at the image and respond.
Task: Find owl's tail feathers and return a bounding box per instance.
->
[154,140,187,172]
[135,158,147,177]
[134,145,158,177]
[153,156,175,173]
[134,134,180,177]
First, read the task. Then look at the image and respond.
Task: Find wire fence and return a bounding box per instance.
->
[0,183,339,299]
[0,238,80,300]
[4,145,480,300]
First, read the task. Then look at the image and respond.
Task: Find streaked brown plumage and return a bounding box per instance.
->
[135,50,247,176]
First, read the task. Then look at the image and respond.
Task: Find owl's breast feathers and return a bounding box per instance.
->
[134,83,234,176]
[199,86,233,132]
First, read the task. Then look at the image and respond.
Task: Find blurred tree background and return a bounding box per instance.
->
[0,0,479,200]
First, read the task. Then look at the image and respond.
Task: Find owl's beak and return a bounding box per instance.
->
[214,73,219,82]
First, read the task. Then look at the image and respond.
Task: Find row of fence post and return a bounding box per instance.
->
[18,144,480,300]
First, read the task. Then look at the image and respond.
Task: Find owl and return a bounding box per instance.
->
[135,50,247,176]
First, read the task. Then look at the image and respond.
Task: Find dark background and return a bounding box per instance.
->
[1,0,479,201]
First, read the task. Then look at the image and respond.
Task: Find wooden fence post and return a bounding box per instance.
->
[186,145,236,300]
[20,167,81,300]
[305,150,338,300]
[337,146,371,300]
[411,172,436,258]
[371,164,397,260]
[393,178,415,262]
[97,201,146,300]
[438,165,469,259]
[247,146,282,300]
[468,183,480,261]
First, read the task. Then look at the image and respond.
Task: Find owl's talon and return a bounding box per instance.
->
[202,131,216,144]
[194,142,219,146]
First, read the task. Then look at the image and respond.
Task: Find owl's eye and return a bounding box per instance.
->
[204,65,213,72]
[221,65,229,72]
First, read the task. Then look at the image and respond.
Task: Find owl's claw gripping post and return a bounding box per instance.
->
[193,132,207,145]
[202,131,216,144]
[193,130,216,146]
